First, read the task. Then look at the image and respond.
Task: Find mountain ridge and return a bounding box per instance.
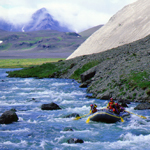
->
[67,0,150,59]
[0,8,71,32]
[0,30,86,59]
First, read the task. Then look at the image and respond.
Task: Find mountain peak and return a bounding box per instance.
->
[0,7,71,32]
[23,8,71,32]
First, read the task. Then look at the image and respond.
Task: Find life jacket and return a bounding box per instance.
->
[107,101,115,109]
[90,105,97,113]
[115,103,125,112]
[92,107,97,113]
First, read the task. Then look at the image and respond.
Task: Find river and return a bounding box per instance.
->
[0,68,150,150]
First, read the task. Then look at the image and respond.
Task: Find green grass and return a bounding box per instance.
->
[70,60,99,80]
[0,43,12,50]
[119,71,150,91]
[57,37,63,41]
[7,61,67,78]
[19,37,43,44]
[0,58,65,68]
[127,71,150,89]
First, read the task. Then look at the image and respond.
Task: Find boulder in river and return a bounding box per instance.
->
[63,113,80,118]
[134,103,150,110]
[63,127,73,131]
[67,138,84,144]
[41,102,61,110]
[0,109,18,124]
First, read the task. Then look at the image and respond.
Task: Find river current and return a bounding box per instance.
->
[0,68,150,150]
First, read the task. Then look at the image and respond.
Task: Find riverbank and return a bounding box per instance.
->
[0,58,64,68]
[7,34,150,102]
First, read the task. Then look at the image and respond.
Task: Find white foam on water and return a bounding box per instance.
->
[66,105,90,113]
[0,96,6,99]
[51,82,70,86]
[24,78,34,85]
[1,140,27,147]
[0,91,11,94]
[39,139,49,149]
[0,128,30,133]
[60,100,77,104]
[27,119,38,124]
[49,117,71,123]
[60,129,97,135]
[54,135,65,143]
[120,116,149,130]
[81,133,150,150]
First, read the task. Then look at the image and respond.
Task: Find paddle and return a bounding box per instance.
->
[74,113,90,120]
[86,116,91,123]
[125,110,147,119]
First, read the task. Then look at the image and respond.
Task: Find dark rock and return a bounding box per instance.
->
[80,67,96,82]
[69,63,76,69]
[86,95,95,99]
[64,113,80,118]
[101,95,111,100]
[63,127,73,131]
[0,110,18,124]
[134,103,150,110]
[121,102,128,107]
[79,82,88,88]
[117,99,131,104]
[10,108,17,112]
[67,138,84,144]
[58,60,63,62]
[79,79,92,88]
[41,102,61,110]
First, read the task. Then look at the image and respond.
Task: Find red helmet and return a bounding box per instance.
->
[110,98,113,100]
[90,104,93,107]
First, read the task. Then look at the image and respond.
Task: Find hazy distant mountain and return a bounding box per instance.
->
[0,8,72,32]
[0,19,14,31]
[67,0,150,60]
[23,8,71,32]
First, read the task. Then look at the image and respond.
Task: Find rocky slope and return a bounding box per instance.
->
[8,33,150,102]
[67,0,150,60]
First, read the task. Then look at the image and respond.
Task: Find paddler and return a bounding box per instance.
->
[107,98,115,110]
[107,98,120,114]
[90,104,97,114]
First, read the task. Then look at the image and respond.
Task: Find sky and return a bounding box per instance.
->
[0,0,137,32]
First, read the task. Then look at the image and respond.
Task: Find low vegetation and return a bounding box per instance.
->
[0,58,65,68]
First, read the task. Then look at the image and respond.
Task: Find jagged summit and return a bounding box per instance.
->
[23,8,71,32]
[67,0,150,60]
[0,8,71,32]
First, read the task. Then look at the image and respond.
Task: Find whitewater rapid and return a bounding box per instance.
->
[0,68,150,150]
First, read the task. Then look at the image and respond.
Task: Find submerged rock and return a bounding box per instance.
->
[67,138,84,144]
[41,102,61,110]
[134,103,150,110]
[63,113,80,118]
[63,127,73,131]
[0,110,18,124]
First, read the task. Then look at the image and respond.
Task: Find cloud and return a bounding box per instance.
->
[0,0,137,32]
